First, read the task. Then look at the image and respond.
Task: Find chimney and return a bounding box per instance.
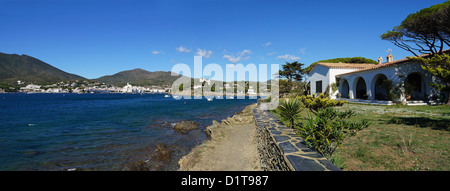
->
[386,53,393,63]
[377,57,383,65]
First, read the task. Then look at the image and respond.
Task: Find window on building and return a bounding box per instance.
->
[316,81,322,93]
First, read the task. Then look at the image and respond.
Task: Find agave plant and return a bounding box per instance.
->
[277,98,303,128]
[296,107,369,159]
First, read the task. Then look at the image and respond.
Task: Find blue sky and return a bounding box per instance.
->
[0,0,448,80]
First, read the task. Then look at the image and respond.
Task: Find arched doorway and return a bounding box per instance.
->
[405,72,425,100]
[340,79,350,98]
[374,74,389,100]
[355,77,367,99]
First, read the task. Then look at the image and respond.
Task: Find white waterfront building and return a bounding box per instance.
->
[20,84,41,91]
[308,50,448,104]
[122,83,133,93]
[248,86,256,95]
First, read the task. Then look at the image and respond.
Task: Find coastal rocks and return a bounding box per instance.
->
[204,127,212,139]
[220,106,255,125]
[204,120,220,139]
[173,121,200,134]
[178,103,261,171]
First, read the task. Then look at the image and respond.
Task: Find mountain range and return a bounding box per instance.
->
[94,69,182,87]
[0,52,85,85]
[0,52,183,86]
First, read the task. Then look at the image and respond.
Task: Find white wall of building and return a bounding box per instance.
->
[337,62,440,101]
[309,64,328,96]
[309,64,360,98]
[328,67,361,98]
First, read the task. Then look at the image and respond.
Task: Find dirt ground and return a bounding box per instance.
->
[178,103,261,171]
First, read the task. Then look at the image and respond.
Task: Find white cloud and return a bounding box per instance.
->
[277,54,301,61]
[267,51,277,56]
[263,42,271,47]
[223,55,240,63]
[196,48,213,58]
[176,45,191,53]
[223,49,252,63]
[152,51,162,55]
[299,48,306,55]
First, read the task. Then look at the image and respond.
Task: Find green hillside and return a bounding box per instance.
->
[0,52,85,85]
[94,68,183,87]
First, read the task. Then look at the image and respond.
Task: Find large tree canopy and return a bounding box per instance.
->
[381,1,450,56]
[279,61,306,82]
[408,52,450,104]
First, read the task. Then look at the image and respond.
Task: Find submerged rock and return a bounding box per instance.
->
[122,143,174,171]
[173,121,200,134]
[156,143,173,163]
[21,150,41,156]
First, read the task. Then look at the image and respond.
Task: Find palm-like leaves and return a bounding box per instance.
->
[278,98,302,128]
[296,107,369,158]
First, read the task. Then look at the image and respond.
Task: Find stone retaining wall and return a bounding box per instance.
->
[253,104,341,171]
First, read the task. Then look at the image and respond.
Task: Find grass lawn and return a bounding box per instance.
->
[272,102,450,171]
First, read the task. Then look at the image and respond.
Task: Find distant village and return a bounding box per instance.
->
[0,80,169,94]
[0,78,266,95]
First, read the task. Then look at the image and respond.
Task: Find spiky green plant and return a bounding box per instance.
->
[296,107,369,159]
[298,93,346,114]
[277,98,303,128]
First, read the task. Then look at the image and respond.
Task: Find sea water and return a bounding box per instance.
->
[0,93,256,170]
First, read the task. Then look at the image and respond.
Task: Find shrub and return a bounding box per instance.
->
[277,98,303,128]
[262,96,271,103]
[296,107,369,159]
[298,93,346,114]
[288,88,306,98]
[377,79,401,101]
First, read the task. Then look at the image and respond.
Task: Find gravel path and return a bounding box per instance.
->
[178,104,261,171]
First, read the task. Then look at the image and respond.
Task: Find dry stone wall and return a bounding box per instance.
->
[253,104,341,171]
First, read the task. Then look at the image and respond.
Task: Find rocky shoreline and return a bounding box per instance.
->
[178,103,261,171]
[120,104,258,171]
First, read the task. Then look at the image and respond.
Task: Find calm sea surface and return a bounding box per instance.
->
[0,93,256,170]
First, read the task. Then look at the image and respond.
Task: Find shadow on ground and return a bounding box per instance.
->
[386,116,450,131]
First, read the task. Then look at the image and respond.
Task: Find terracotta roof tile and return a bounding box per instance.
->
[316,62,376,69]
[336,49,450,76]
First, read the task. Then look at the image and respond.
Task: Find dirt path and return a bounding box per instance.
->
[178,103,261,171]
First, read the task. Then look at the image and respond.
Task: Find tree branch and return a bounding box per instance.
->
[394,40,419,56]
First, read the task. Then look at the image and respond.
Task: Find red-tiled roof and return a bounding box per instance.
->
[308,62,376,74]
[316,62,376,69]
[336,49,450,76]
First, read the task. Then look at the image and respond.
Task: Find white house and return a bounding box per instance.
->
[309,63,375,99]
[199,77,211,85]
[248,86,256,95]
[308,50,448,104]
[122,83,133,93]
[20,84,41,91]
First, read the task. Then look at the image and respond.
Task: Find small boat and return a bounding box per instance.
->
[164,95,170,98]
[207,98,213,101]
